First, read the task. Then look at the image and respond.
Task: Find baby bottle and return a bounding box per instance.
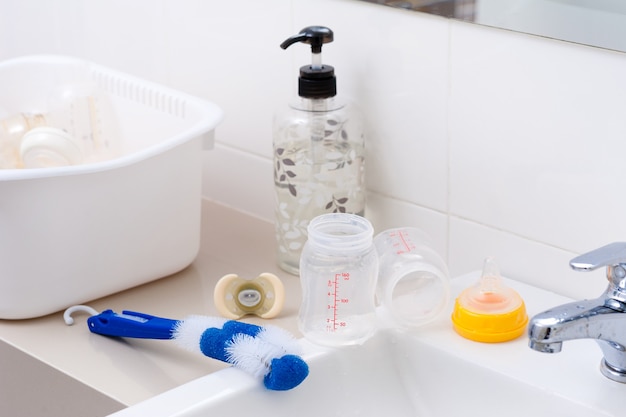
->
[0,112,47,168]
[0,82,118,169]
[298,213,378,346]
[374,227,450,329]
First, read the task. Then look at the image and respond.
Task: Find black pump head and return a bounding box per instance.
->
[280,26,334,53]
[280,26,337,99]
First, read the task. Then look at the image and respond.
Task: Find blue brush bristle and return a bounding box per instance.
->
[198,319,308,391]
[199,320,262,361]
[264,355,309,391]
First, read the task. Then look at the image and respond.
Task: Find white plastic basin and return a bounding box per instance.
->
[0,55,223,319]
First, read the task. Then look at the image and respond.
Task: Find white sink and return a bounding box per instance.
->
[108,274,623,417]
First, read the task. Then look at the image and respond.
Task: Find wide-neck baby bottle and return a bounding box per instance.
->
[298,213,378,346]
[273,26,366,275]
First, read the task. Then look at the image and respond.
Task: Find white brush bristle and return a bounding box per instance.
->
[225,333,286,378]
[172,315,226,354]
[255,324,302,356]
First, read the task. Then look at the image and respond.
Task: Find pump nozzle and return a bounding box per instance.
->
[280,26,334,53]
[280,25,337,99]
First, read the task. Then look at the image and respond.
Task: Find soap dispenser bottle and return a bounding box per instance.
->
[274,26,366,275]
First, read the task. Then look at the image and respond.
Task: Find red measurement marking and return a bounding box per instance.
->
[393,230,415,255]
[327,273,350,332]
[333,274,339,331]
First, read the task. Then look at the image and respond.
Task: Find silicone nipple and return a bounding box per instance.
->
[214,273,285,319]
[451,257,528,342]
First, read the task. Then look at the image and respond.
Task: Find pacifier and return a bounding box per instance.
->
[451,257,528,343]
[213,273,285,319]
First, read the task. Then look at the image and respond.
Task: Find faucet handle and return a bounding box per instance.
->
[570,242,626,271]
[570,243,626,305]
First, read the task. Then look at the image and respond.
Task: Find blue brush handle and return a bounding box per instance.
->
[87,310,178,339]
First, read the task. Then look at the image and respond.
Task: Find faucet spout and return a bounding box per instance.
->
[528,294,626,382]
[528,340,562,353]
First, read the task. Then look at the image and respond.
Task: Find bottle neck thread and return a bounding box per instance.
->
[290,96,344,112]
[307,213,373,253]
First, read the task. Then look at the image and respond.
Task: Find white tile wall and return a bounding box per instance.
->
[2,0,624,299]
[449,23,626,256]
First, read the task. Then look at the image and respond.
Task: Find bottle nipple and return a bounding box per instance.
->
[213,273,285,319]
[451,257,528,342]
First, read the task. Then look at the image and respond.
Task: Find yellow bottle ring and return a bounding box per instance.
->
[451,298,528,343]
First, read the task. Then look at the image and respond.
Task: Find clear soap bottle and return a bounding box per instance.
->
[274,26,366,275]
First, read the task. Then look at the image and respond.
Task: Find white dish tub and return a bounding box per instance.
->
[0,55,223,319]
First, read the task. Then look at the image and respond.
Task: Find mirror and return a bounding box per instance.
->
[359,0,626,53]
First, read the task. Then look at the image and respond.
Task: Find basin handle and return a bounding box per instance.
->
[570,242,626,271]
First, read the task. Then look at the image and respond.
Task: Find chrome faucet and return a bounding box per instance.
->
[528,242,626,383]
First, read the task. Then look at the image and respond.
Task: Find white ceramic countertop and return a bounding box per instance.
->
[0,200,302,416]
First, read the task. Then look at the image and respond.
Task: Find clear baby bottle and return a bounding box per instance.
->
[0,82,118,169]
[374,227,450,329]
[0,112,47,168]
[298,213,378,346]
